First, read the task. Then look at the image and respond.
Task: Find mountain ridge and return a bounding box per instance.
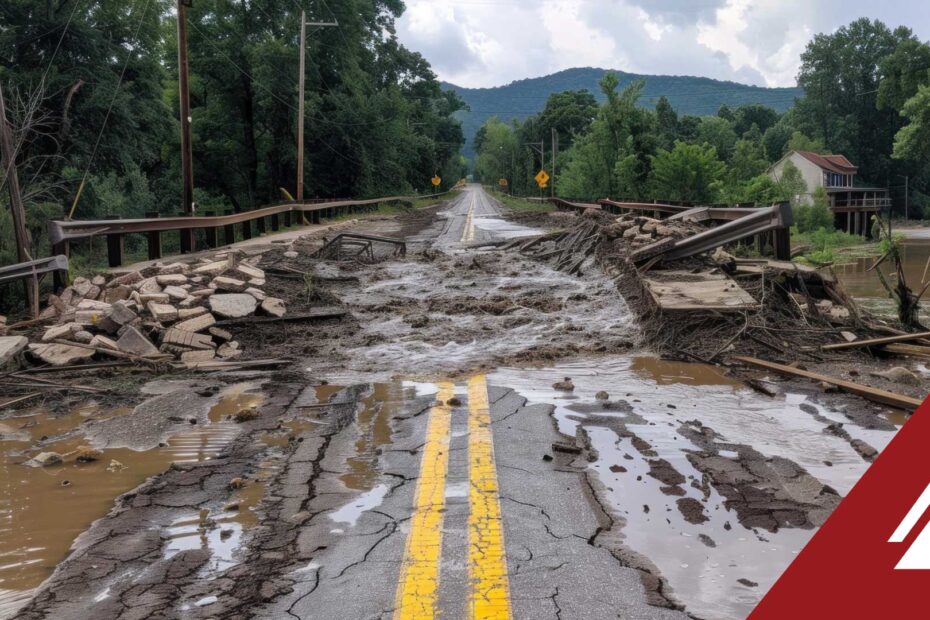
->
[442,67,803,158]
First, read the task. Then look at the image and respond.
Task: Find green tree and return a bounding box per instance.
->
[649,141,725,202]
[893,84,930,162]
[536,90,598,151]
[772,160,808,206]
[795,187,834,233]
[696,116,738,161]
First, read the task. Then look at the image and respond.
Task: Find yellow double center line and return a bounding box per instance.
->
[466,374,512,619]
[461,192,478,243]
[394,382,455,619]
[393,375,512,620]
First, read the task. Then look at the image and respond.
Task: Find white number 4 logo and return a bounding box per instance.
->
[890,483,930,569]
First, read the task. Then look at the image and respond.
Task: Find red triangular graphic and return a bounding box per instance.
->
[751,394,930,618]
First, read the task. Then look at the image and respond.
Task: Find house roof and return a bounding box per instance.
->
[795,151,858,174]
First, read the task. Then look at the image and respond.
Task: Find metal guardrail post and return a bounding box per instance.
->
[271,212,280,231]
[256,210,266,235]
[774,228,791,260]
[146,212,162,260]
[311,208,321,224]
[284,209,292,228]
[52,242,69,290]
[223,209,235,244]
[179,213,195,254]
[106,214,124,267]
[241,211,253,240]
[205,211,218,248]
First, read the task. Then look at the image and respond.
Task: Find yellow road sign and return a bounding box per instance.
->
[534,169,550,188]
[431,176,442,187]
[498,178,508,187]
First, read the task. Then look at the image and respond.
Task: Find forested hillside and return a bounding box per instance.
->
[0,0,467,270]
[444,67,803,157]
[474,19,930,220]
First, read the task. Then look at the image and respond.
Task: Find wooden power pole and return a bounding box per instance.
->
[551,127,558,198]
[0,81,38,316]
[177,0,195,252]
[296,12,338,203]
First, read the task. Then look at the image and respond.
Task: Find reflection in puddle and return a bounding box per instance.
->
[490,355,898,620]
[0,384,264,619]
[341,383,404,492]
[329,484,389,526]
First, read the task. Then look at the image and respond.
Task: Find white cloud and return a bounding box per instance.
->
[396,0,930,88]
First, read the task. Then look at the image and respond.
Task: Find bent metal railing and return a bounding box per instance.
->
[47,192,452,271]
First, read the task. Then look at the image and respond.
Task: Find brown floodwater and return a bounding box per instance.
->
[340,383,403,492]
[833,239,930,297]
[0,385,264,618]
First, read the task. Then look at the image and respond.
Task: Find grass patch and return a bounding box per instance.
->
[792,227,881,265]
[487,189,555,212]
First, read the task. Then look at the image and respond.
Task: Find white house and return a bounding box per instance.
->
[768,150,890,238]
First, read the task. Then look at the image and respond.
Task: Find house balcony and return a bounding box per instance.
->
[827,187,891,212]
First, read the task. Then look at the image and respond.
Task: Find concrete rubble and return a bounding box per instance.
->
[16,250,287,369]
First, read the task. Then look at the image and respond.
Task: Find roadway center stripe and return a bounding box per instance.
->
[467,374,513,620]
[461,192,477,243]
[394,382,456,620]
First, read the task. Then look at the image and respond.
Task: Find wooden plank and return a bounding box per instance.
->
[884,344,930,359]
[822,331,930,351]
[733,356,923,411]
[213,308,347,327]
[644,271,758,312]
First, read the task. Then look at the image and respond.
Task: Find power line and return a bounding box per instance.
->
[67,0,153,219]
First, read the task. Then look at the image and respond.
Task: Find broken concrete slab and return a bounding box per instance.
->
[116,326,161,357]
[178,306,208,320]
[244,287,266,301]
[42,323,81,342]
[107,271,143,288]
[24,451,63,467]
[162,328,216,350]
[147,302,179,323]
[211,276,246,292]
[235,264,265,280]
[209,294,257,319]
[104,285,133,304]
[208,327,233,342]
[261,297,286,318]
[28,343,96,366]
[193,261,227,276]
[157,262,189,275]
[155,274,188,286]
[175,312,217,333]
[106,301,138,326]
[76,299,112,312]
[181,349,216,363]
[136,277,162,294]
[90,335,120,351]
[162,285,189,301]
[0,336,28,368]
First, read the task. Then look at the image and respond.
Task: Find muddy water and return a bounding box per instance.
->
[833,235,930,320]
[489,355,900,620]
[0,384,263,619]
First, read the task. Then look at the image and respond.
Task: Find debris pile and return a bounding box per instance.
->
[22,251,287,368]
[516,210,863,365]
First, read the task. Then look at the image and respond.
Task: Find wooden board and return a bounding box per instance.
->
[883,344,930,359]
[733,356,923,411]
[644,271,759,312]
[821,330,930,351]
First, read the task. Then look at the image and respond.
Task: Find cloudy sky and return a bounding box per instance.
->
[396,0,930,89]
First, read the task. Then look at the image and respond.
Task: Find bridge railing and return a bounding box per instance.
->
[48,192,452,270]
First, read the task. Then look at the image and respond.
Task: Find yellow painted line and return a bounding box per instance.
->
[467,374,512,620]
[461,192,477,243]
[394,382,456,620]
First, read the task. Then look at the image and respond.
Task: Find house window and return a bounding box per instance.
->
[825,172,849,187]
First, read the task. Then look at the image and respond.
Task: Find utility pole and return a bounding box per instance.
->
[0,81,38,317]
[551,128,558,198]
[905,175,909,221]
[176,0,195,252]
[525,141,544,199]
[296,11,338,203]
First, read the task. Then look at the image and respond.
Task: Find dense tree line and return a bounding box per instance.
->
[475,18,930,219]
[0,0,467,269]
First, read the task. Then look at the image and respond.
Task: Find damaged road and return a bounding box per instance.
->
[1,186,909,619]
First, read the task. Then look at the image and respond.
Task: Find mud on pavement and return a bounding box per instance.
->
[0,187,910,620]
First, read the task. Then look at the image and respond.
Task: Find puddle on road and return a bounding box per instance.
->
[490,355,900,620]
[0,383,264,619]
[329,484,390,526]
